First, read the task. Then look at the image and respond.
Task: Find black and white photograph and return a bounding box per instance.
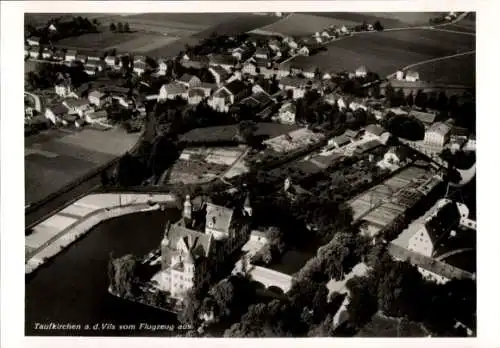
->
[4,1,498,345]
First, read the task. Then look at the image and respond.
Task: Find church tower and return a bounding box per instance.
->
[243,193,252,217]
[183,195,192,220]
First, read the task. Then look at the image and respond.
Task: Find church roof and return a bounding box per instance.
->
[205,203,234,233]
[164,222,212,259]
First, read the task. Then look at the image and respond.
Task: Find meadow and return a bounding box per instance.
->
[287,28,475,77]
[413,52,475,86]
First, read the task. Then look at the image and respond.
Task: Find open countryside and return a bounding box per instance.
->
[286,28,475,77]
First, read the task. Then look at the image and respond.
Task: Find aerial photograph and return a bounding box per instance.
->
[24,11,476,337]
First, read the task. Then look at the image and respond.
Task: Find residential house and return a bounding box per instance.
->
[63,98,93,117]
[409,110,437,128]
[88,90,111,107]
[157,60,168,75]
[133,61,147,76]
[278,76,321,100]
[75,53,87,64]
[232,45,254,61]
[158,82,188,101]
[209,66,231,86]
[275,102,296,125]
[157,195,251,300]
[134,55,146,63]
[41,47,53,60]
[65,49,77,63]
[75,118,86,128]
[86,52,102,64]
[327,134,351,148]
[53,49,65,61]
[464,135,475,151]
[355,65,368,78]
[365,124,387,138]
[239,91,274,111]
[283,36,298,49]
[54,80,74,98]
[188,88,209,105]
[198,82,217,97]
[105,56,118,67]
[176,73,202,89]
[254,47,269,60]
[45,104,68,124]
[405,70,420,82]
[27,36,41,46]
[85,110,108,125]
[208,80,251,112]
[321,31,331,40]
[424,122,451,150]
[298,46,310,56]
[268,39,281,52]
[181,56,209,70]
[28,47,40,59]
[349,100,368,112]
[208,54,237,72]
[378,146,411,169]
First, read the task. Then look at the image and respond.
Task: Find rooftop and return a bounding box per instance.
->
[205,203,234,234]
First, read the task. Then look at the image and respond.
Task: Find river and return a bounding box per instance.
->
[25,209,183,337]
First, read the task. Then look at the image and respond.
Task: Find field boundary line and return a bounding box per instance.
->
[387,50,476,79]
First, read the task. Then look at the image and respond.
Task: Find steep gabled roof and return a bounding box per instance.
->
[205,203,234,234]
[225,79,250,96]
[165,223,213,259]
[178,73,200,84]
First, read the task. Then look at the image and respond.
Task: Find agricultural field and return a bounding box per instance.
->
[413,52,475,86]
[254,12,446,36]
[310,12,445,28]
[288,28,475,77]
[180,122,298,143]
[440,12,476,33]
[56,31,146,50]
[144,13,281,57]
[25,127,139,205]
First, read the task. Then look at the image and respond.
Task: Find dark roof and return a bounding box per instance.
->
[49,104,69,115]
[409,110,437,124]
[425,202,461,246]
[178,73,199,84]
[165,223,212,260]
[224,79,250,95]
[355,139,382,154]
[188,88,207,98]
[162,82,186,95]
[365,124,386,136]
[210,65,230,78]
[209,54,237,66]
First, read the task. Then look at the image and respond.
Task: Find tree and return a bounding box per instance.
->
[110,254,139,298]
[384,83,394,103]
[179,290,202,325]
[237,120,258,143]
[117,22,124,33]
[373,20,384,31]
[209,280,235,318]
[414,89,427,109]
[345,275,378,328]
[124,22,130,32]
[406,92,414,107]
[109,22,116,32]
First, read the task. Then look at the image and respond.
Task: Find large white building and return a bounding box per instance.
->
[424,122,451,150]
[157,195,252,300]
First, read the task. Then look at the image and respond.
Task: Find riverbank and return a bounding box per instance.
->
[26,193,179,274]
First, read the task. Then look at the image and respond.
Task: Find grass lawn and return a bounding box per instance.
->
[414,52,475,86]
[288,28,475,76]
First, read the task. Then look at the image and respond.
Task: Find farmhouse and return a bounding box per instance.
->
[188,88,208,105]
[41,47,53,60]
[62,98,93,117]
[54,80,74,98]
[105,56,118,67]
[409,110,437,127]
[275,102,296,125]
[65,49,77,63]
[88,90,111,107]
[380,80,473,97]
[209,80,252,112]
[85,110,109,125]
[159,82,188,101]
[278,76,321,100]
[133,61,147,76]
[27,36,40,46]
[355,65,368,78]
[209,54,237,72]
[176,74,201,89]
[28,48,39,59]
[45,104,68,124]
[209,66,230,86]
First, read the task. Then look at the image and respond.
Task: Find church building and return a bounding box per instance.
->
[157,194,252,299]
